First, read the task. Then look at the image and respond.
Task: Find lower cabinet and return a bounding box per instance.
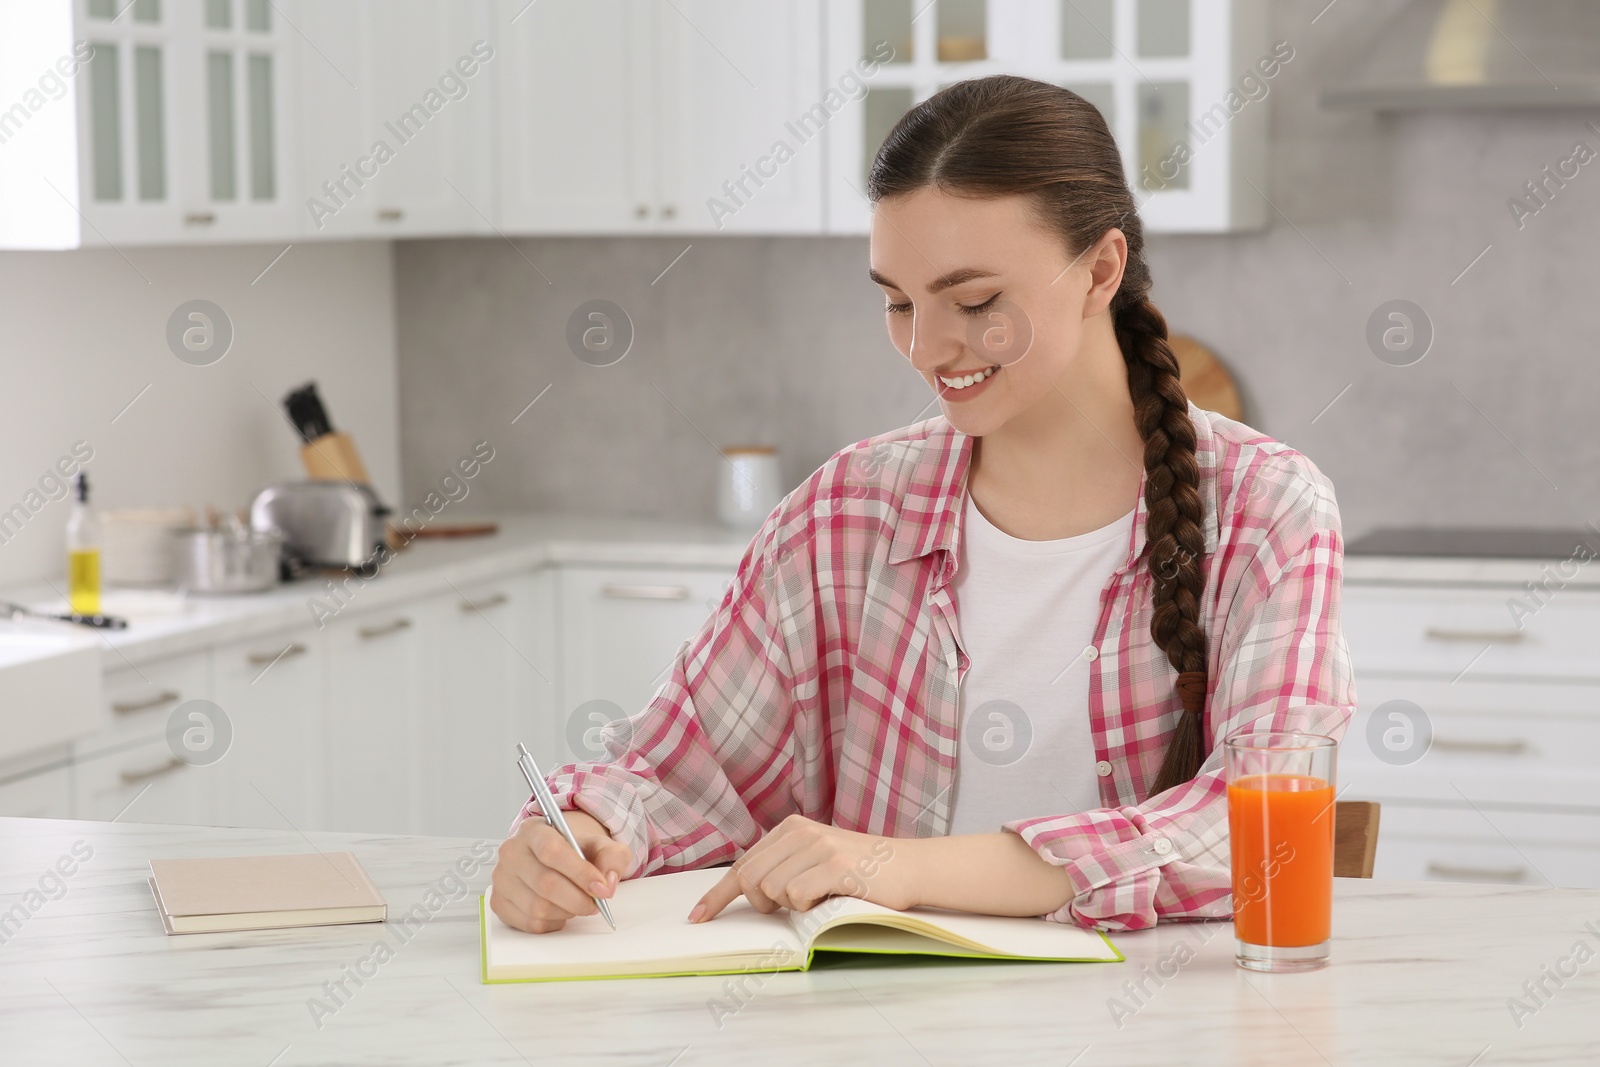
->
[323,601,434,835]
[556,566,734,762]
[0,764,72,819]
[209,628,327,831]
[422,572,554,839]
[74,737,206,826]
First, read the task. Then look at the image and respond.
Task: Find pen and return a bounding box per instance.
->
[516,742,616,931]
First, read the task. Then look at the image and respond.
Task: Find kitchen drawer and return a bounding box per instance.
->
[79,651,212,757]
[1343,584,1600,680]
[1372,804,1600,888]
[74,735,206,826]
[1340,678,1600,809]
[0,764,72,819]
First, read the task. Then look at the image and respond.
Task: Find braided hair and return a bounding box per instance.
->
[867,75,1210,795]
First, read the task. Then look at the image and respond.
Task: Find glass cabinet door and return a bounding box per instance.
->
[83,0,168,204]
[200,0,279,205]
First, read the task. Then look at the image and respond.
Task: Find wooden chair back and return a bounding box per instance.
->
[1334,801,1381,878]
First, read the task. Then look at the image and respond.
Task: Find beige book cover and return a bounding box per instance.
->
[149,852,387,935]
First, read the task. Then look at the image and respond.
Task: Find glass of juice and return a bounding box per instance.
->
[1225,730,1337,972]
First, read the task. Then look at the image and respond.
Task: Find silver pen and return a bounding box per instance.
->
[516,742,616,930]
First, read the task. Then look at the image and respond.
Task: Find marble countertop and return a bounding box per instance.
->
[3,816,1597,1066]
[0,515,752,669]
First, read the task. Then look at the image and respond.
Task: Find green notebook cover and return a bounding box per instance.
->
[478,870,1122,984]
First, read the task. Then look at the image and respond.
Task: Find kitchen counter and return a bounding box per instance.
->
[1,515,752,669]
[3,816,1597,1065]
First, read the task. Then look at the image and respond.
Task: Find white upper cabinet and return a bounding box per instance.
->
[496,0,824,235]
[0,0,297,248]
[823,0,1270,234]
[294,0,495,239]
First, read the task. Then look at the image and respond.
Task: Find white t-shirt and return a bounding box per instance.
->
[947,492,1135,836]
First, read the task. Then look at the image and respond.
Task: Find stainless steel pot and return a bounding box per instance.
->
[173,526,282,594]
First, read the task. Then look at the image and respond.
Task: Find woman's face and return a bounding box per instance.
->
[869,187,1123,437]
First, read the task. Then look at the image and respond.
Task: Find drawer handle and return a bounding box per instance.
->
[1424,627,1526,644]
[183,211,216,225]
[460,593,509,613]
[120,758,186,784]
[1426,862,1528,882]
[377,207,404,221]
[1432,737,1529,755]
[359,618,412,640]
[601,583,690,601]
[247,642,308,666]
[112,690,181,715]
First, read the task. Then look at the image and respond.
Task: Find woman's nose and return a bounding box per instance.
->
[907,313,960,372]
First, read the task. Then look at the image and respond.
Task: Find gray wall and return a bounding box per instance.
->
[395,0,1600,540]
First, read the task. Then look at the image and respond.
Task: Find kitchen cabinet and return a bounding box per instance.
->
[0,765,73,820]
[422,572,553,839]
[72,651,211,823]
[496,0,825,235]
[293,0,495,239]
[822,0,1270,234]
[322,600,433,835]
[1341,582,1600,888]
[0,0,297,248]
[556,566,734,761]
[207,627,325,830]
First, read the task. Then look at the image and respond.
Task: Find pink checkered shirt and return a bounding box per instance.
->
[516,406,1355,931]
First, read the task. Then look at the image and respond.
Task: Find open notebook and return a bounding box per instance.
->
[480,868,1120,982]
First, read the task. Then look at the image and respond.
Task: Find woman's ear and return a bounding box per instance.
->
[1082,229,1129,318]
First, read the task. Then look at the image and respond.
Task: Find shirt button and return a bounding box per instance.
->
[1095,760,1113,777]
[1152,837,1173,855]
[1082,645,1099,662]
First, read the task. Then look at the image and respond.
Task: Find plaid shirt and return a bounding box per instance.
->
[517,406,1355,931]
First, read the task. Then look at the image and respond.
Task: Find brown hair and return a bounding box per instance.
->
[868,75,1209,796]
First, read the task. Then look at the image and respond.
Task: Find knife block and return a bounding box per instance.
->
[299,431,370,485]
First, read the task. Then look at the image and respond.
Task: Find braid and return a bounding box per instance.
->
[1116,295,1210,795]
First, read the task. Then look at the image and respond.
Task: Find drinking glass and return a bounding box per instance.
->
[1225,730,1337,972]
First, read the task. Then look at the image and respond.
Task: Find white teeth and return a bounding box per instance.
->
[939,366,996,389]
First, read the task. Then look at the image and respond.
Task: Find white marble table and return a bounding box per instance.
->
[3,817,1598,1066]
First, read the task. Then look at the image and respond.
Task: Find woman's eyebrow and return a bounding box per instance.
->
[868,267,1000,293]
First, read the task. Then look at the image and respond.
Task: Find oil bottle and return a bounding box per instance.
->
[66,472,101,616]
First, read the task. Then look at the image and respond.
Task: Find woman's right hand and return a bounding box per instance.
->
[491,809,633,933]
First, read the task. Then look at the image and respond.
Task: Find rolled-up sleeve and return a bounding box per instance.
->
[1008,458,1357,930]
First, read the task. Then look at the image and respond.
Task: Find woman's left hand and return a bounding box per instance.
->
[689,815,912,922]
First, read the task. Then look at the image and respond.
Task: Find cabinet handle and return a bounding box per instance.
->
[183,211,216,225]
[460,593,508,613]
[1424,627,1525,644]
[634,204,649,219]
[377,207,404,222]
[600,583,690,601]
[1432,737,1529,755]
[112,690,181,715]
[1426,862,1528,882]
[120,757,186,784]
[660,204,677,219]
[358,617,412,640]
[247,643,308,666]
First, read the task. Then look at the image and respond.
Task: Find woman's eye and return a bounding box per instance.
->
[957,294,1001,317]
[885,300,913,315]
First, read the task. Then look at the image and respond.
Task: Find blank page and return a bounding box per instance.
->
[484,869,802,974]
[801,894,1119,960]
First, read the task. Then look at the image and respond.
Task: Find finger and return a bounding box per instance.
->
[726,831,807,902]
[491,880,573,934]
[587,837,633,892]
[756,850,825,912]
[530,863,602,918]
[529,826,610,900]
[690,867,745,923]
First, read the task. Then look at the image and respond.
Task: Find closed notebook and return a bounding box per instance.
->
[149,852,387,935]
[480,868,1121,982]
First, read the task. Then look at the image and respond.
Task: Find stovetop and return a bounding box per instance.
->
[1346,526,1600,560]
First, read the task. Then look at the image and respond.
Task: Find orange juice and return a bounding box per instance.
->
[1227,774,1334,947]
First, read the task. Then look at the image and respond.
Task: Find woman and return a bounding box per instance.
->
[491,75,1354,934]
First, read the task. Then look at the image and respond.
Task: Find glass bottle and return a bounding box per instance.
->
[67,473,102,616]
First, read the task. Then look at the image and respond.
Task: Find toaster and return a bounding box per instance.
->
[250,482,389,573]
